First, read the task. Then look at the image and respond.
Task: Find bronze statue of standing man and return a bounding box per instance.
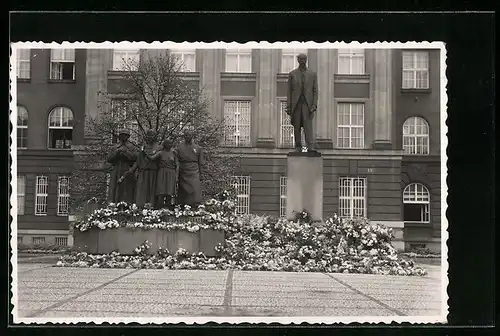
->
[286,53,318,152]
[107,129,136,204]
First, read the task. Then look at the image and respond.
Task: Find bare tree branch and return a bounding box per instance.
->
[71,53,240,212]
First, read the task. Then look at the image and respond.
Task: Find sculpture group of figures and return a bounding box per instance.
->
[106,129,204,209]
[106,54,316,209]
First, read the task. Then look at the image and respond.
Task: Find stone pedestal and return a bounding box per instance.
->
[286,151,323,221]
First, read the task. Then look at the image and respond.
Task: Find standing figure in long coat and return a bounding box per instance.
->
[286,53,318,152]
[144,139,178,208]
[175,131,204,207]
[106,129,136,204]
[119,129,159,208]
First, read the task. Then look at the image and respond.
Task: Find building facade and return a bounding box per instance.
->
[15,48,87,246]
[15,47,442,252]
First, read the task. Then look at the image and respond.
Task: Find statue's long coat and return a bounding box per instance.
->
[106,142,136,204]
[175,142,204,206]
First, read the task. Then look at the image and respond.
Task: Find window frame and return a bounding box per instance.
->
[278,100,294,148]
[32,237,46,245]
[17,175,26,215]
[17,105,28,149]
[339,177,367,219]
[336,102,365,149]
[112,49,141,71]
[169,49,197,72]
[280,49,308,74]
[223,99,252,147]
[403,183,430,223]
[49,49,76,81]
[402,116,430,155]
[233,176,251,215]
[337,49,365,75]
[48,106,74,150]
[224,49,253,73]
[55,237,68,246]
[280,176,287,218]
[16,49,31,79]
[402,51,430,90]
[57,176,70,216]
[35,175,49,216]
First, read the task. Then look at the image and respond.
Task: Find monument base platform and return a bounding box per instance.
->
[286,151,323,221]
[73,228,224,256]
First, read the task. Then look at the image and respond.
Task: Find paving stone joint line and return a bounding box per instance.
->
[23,269,140,318]
[322,272,407,316]
[222,269,234,316]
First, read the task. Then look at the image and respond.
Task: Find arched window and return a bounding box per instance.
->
[48,106,73,149]
[403,183,430,223]
[403,116,430,155]
[17,106,28,148]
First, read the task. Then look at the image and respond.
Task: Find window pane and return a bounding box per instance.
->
[402,70,414,88]
[17,128,27,148]
[415,70,429,88]
[224,100,251,146]
[17,106,28,126]
[337,56,350,74]
[51,49,64,61]
[225,54,238,72]
[184,53,196,71]
[404,204,425,222]
[352,56,364,74]
[17,175,26,215]
[239,54,252,72]
[51,49,75,61]
[402,52,414,69]
[416,52,428,69]
[18,49,30,60]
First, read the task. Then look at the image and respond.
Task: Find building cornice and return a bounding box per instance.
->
[217,147,403,160]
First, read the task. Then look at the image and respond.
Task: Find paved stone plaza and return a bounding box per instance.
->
[15,262,443,319]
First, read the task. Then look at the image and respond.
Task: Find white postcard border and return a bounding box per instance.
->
[9,41,448,325]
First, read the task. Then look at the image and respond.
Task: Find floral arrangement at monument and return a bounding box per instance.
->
[74,190,237,233]
[60,203,428,276]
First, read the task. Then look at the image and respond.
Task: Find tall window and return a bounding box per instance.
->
[339,177,367,218]
[402,51,429,89]
[170,49,196,72]
[57,176,70,216]
[403,116,430,155]
[113,49,140,71]
[48,107,73,149]
[223,100,251,147]
[35,176,48,216]
[280,176,287,218]
[280,49,307,74]
[17,175,26,215]
[338,49,365,75]
[233,176,250,215]
[337,103,365,149]
[225,49,252,73]
[17,106,28,149]
[16,49,31,79]
[50,49,75,80]
[279,101,294,148]
[403,183,430,223]
[111,99,140,144]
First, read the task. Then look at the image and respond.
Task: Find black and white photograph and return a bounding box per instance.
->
[10,41,448,324]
